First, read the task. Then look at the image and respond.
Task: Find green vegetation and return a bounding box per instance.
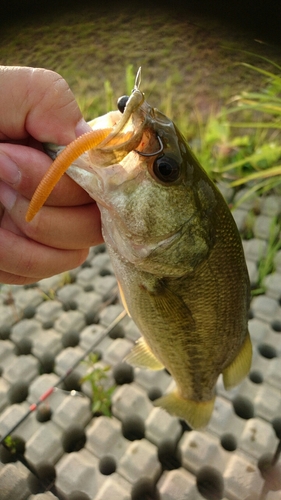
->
[80,353,116,417]
[3,435,24,454]
[1,5,281,296]
[220,59,281,201]
[190,57,280,189]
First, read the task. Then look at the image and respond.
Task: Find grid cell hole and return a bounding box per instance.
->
[15,338,32,355]
[99,269,112,277]
[179,419,192,432]
[258,344,277,359]
[42,320,53,329]
[40,353,55,373]
[62,425,86,453]
[232,395,254,420]
[62,330,80,348]
[131,479,160,500]
[35,461,56,483]
[122,415,145,441]
[148,388,162,402]
[62,300,77,311]
[158,440,181,470]
[36,403,52,422]
[85,310,99,325]
[249,370,263,384]
[113,362,134,385]
[0,325,11,339]
[0,435,25,463]
[271,319,281,332]
[196,466,224,500]
[220,433,237,452]
[23,305,36,319]
[94,244,106,254]
[272,417,281,439]
[8,381,28,404]
[99,455,116,475]
[62,372,81,392]
[109,324,125,339]
[81,260,92,269]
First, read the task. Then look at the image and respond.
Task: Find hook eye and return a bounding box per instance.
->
[134,135,163,157]
[117,95,130,114]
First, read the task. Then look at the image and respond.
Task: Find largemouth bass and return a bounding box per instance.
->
[26,69,252,429]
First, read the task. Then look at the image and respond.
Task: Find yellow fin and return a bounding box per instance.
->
[117,281,131,317]
[223,331,252,390]
[125,338,164,370]
[154,391,215,429]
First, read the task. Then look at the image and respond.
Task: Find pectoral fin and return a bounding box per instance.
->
[125,338,164,370]
[223,331,252,390]
[139,277,195,331]
[154,391,215,429]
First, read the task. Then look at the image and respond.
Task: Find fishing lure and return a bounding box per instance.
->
[26,128,112,222]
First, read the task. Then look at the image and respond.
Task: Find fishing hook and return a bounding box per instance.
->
[134,135,164,157]
[134,66,142,90]
[133,67,164,157]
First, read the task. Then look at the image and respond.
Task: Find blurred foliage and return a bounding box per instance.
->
[80,353,116,417]
[191,57,281,206]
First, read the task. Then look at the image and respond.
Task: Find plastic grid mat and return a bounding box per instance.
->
[0,188,280,500]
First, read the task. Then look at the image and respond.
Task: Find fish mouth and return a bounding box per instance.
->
[86,89,147,163]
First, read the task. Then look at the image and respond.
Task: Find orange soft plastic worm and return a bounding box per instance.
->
[25,128,112,222]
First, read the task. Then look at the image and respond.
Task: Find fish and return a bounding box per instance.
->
[26,68,252,429]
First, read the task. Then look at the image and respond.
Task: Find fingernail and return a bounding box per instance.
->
[75,118,92,137]
[0,154,21,185]
[0,182,17,211]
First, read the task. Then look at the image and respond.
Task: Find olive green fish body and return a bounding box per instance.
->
[38,83,251,428]
[103,134,251,413]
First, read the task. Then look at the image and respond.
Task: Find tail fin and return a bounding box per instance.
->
[154,391,215,429]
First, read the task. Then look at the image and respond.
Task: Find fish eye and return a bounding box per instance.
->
[117,95,129,114]
[152,155,181,183]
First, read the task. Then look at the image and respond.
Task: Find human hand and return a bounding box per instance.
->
[0,66,103,285]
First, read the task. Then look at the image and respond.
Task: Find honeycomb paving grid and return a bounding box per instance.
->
[0,194,280,500]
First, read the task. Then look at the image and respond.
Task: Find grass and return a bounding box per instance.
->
[80,353,116,417]
[187,56,281,205]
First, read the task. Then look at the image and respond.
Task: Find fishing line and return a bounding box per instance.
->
[0,304,127,446]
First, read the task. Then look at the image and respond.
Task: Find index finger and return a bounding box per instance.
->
[0,66,87,144]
